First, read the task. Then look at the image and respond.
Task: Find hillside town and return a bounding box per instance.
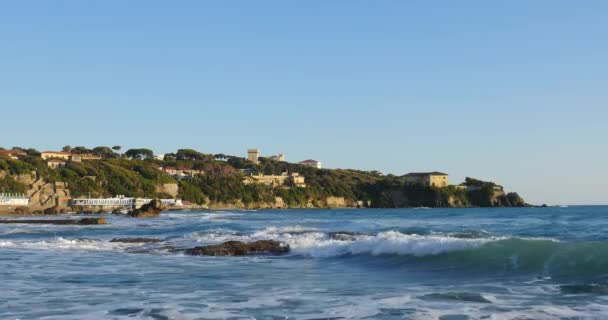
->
[0,145,525,214]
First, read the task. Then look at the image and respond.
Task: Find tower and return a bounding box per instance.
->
[247,148,260,164]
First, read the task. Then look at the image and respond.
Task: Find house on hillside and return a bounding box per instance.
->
[403,172,449,187]
[47,159,67,169]
[41,151,72,160]
[0,149,26,159]
[299,159,322,169]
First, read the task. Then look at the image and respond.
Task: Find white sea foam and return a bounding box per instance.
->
[0,237,140,251]
[188,226,499,258]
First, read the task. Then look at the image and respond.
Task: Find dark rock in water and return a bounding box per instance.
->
[560,284,608,295]
[128,199,166,218]
[112,208,129,215]
[43,205,68,215]
[185,240,289,256]
[0,218,106,225]
[110,238,162,243]
[422,292,492,303]
[328,231,363,241]
[12,206,31,214]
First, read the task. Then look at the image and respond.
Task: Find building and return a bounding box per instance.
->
[159,166,204,180]
[268,154,285,162]
[0,193,30,206]
[243,172,306,188]
[247,149,260,164]
[47,159,67,169]
[289,172,306,187]
[41,151,72,160]
[0,149,26,160]
[79,154,102,160]
[299,159,322,169]
[69,195,183,209]
[403,172,449,187]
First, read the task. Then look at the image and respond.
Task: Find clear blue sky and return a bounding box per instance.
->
[1,1,607,205]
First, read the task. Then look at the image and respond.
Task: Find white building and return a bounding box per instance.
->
[0,193,30,206]
[299,159,322,169]
[69,195,183,209]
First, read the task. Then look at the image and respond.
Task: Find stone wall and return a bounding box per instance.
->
[155,183,178,198]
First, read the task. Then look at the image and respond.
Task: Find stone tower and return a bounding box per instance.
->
[247,148,260,164]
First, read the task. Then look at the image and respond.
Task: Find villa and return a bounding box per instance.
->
[403,172,449,187]
[299,159,322,169]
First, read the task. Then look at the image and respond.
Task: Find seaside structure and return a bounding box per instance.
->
[299,159,322,169]
[243,172,306,188]
[247,149,260,164]
[69,196,183,209]
[403,172,449,187]
[0,149,26,160]
[0,193,30,206]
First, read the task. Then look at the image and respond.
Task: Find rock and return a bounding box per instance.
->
[328,231,363,241]
[43,205,68,215]
[128,199,166,218]
[0,218,106,225]
[185,240,289,256]
[12,207,31,215]
[110,238,162,243]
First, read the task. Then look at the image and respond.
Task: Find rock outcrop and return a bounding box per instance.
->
[110,238,162,243]
[185,240,289,256]
[128,199,166,218]
[43,205,69,215]
[0,218,106,225]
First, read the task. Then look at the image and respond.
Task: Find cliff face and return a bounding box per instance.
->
[370,185,527,208]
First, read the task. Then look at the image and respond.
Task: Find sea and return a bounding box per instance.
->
[1,206,608,320]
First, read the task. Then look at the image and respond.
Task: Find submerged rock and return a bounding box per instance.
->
[110,238,162,243]
[185,240,289,256]
[328,231,363,241]
[128,199,166,218]
[560,284,608,295]
[0,218,106,225]
[422,292,492,303]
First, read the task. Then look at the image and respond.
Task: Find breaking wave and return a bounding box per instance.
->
[189,226,608,278]
[0,237,142,251]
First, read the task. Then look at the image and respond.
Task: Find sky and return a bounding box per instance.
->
[1,1,607,205]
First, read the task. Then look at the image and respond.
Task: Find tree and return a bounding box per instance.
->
[176,149,208,161]
[91,146,118,159]
[125,148,154,160]
[62,146,72,153]
[112,145,121,152]
[71,146,93,154]
[26,148,40,157]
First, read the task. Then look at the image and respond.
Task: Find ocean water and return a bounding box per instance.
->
[2,207,608,320]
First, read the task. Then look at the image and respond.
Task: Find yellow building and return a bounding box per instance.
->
[41,151,72,160]
[403,172,449,187]
[243,172,306,188]
[47,159,66,169]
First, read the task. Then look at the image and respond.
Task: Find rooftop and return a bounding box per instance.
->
[403,171,448,177]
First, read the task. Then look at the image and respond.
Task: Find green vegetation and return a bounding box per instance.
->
[0,146,527,208]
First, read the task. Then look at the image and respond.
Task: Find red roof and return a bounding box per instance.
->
[42,151,71,155]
